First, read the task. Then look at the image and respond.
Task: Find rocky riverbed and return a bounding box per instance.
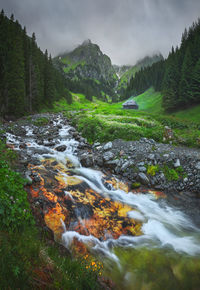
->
[1,112,200,227]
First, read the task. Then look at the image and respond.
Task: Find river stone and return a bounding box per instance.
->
[138,166,147,173]
[103,141,112,151]
[55,145,67,152]
[37,140,43,145]
[137,162,145,166]
[195,162,200,170]
[121,161,130,171]
[93,142,100,147]
[138,173,149,185]
[148,154,155,160]
[105,159,120,169]
[80,154,94,167]
[103,151,114,161]
[19,143,27,149]
[174,159,181,168]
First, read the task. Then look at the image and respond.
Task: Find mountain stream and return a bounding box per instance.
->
[6,114,200,288]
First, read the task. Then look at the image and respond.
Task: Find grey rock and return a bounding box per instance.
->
[149,139,156,144]
[55,145,67,152]
[106,159,120,168]
[163,154,169,159]
[96,146,102,150]
[137,162,145,166]
[138,166,147,173]
[80,154,94,167]
[138,173,149,185]
[195,162,200,170]
[121,161,130,171]
[103,151,114,161]
[174,159,181,168]
[94,142,100,147]
[19,143,27,149]
[96,157,103,167]
[103,141,112,151]
[140,137,148,142]
[148,154,155,160]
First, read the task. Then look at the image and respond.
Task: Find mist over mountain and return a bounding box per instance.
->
[54,40,163,100]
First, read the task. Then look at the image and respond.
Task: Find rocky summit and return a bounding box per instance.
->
[54,39,118,96]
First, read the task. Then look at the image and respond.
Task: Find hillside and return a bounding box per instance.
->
[54,39,118,98]
[115,53,163,96]
[131,87,163,114]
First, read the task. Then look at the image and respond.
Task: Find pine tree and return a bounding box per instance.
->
[190,58,200,103]
[178,47,193,107]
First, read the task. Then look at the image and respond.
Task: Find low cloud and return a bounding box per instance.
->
[2,0,200,65]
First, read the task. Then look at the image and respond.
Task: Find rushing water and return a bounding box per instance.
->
[6,114,200,288]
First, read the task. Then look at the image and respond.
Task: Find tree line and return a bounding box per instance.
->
[0,11,72,118]
[126,19,200,112]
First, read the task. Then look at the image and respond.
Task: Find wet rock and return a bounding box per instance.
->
[44,142,56,147]
[37,140,44,145]
[103,141,112,151]
[78,142,87,149]
[103,151,114,162]
[32,172,42,183]
[55,145,67,152]
[80,154,94,167]
[19,143,27,149]
[138,173,149,185]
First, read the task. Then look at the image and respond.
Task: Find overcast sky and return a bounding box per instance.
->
[1,0,200,65]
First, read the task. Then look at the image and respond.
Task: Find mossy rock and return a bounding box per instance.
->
[131,182,141,189]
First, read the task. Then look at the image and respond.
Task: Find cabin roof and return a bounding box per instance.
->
[122,99,138,106]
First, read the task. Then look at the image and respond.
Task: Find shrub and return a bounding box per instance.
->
[0,161,34,231]
[33,117,49,126]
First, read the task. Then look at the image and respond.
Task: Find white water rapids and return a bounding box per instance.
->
[6,115,200,263]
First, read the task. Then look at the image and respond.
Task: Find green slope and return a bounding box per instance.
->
[132,87,164,114]
[118,66,139,89]
[173,105,200,123]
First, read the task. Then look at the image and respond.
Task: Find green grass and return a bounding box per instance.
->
[172,104,200,123]
[133,87,164,114]
[33,117,49,127]
[51,89,200,148]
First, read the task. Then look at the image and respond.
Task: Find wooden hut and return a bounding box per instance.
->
[122,99,139,109]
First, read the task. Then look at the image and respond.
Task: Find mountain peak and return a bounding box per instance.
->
[82,39,92,46]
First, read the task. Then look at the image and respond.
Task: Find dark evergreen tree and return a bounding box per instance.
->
[0,12,72,117]
[178,47,193,107]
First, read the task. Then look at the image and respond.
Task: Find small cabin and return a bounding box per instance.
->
[122,99,139,110]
